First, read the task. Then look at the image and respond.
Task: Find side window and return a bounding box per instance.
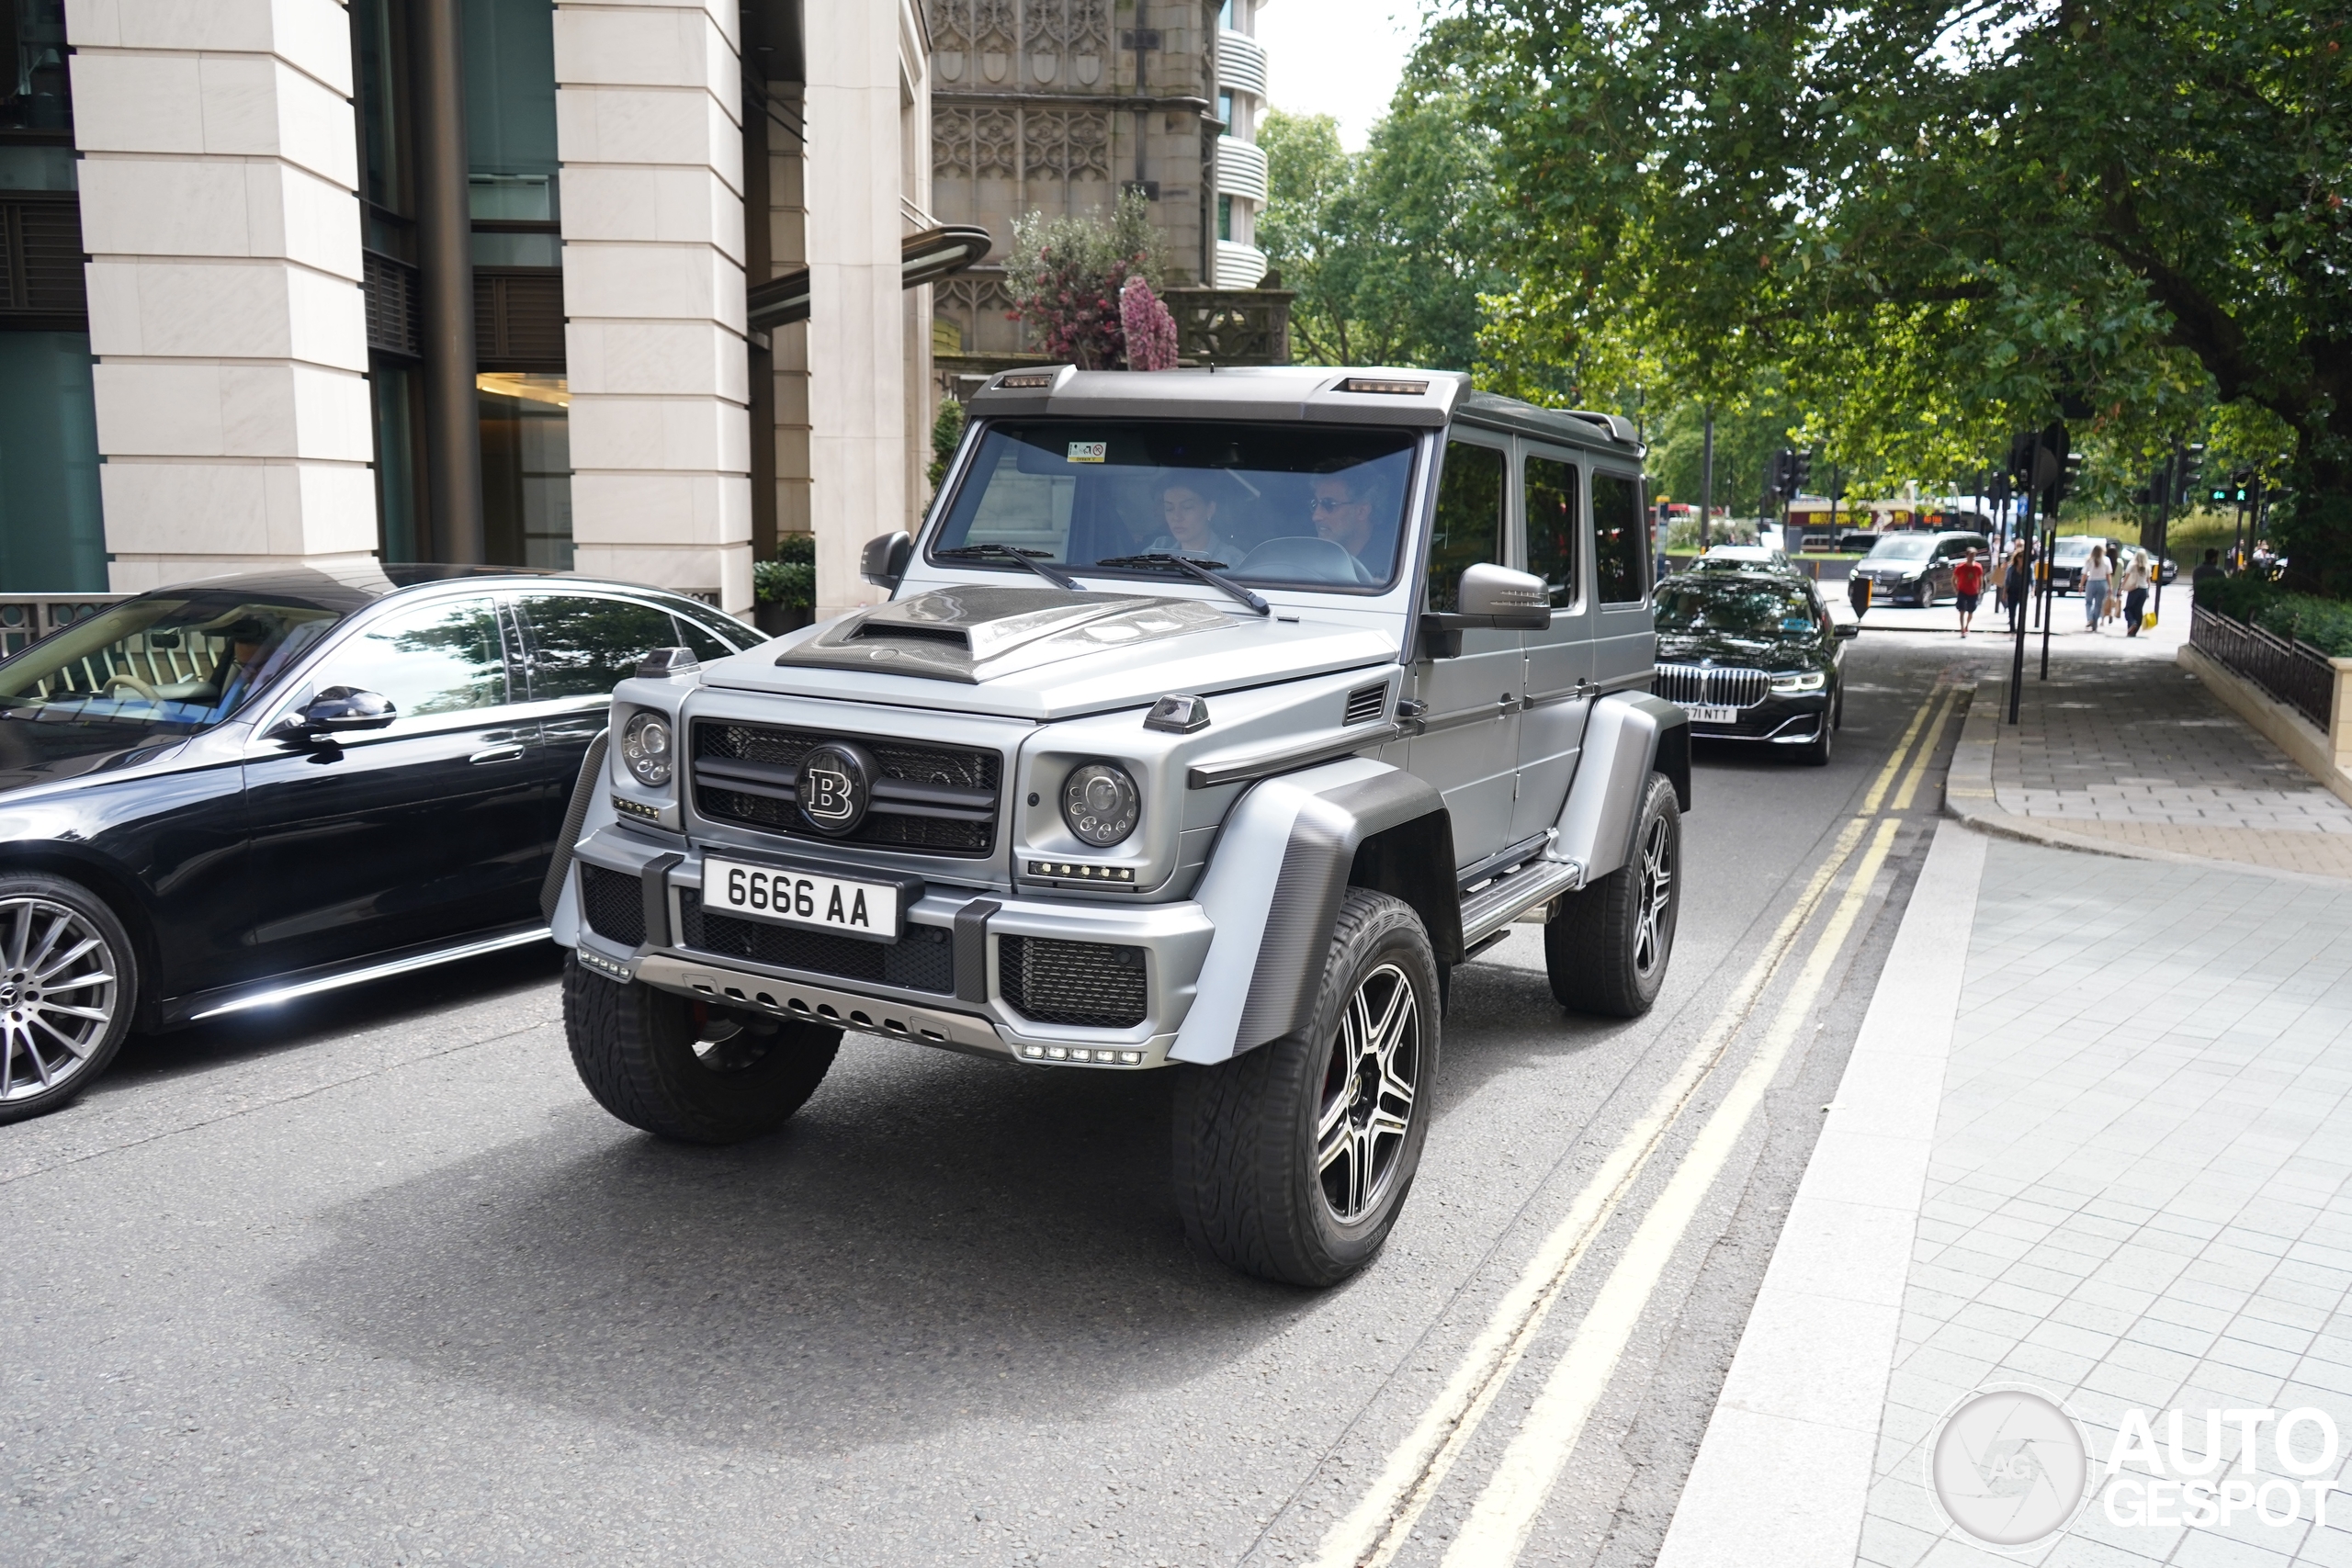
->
[1427,441,1505,612]
[521,594,679,700]
[671,598,751,652]
[671,615,736,662]
[1523,455,1580,609]
[313,597,509,717]
[1592,471,1645,604]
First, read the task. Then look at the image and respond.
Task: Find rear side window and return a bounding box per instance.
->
[1427,442,1504,613]
[314,596,510,716]
[1592,471,1645,604]
[520,594,678,700]
[1523,455,1580,609]
[671,615,736,661]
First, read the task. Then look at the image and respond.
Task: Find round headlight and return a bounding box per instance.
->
[1061,762,1140,848]
[620,711,673,788]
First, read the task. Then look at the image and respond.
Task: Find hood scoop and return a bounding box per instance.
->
[776,584,1231,684]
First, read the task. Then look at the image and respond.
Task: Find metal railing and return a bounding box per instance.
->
[0,594,130,659]
[2191,605,2335,731]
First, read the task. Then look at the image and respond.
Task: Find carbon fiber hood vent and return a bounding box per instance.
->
[772,585,1229,685]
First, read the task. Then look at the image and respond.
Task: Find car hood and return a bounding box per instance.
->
[0,715,193,793]
[1656,630,1823,670]
[709,585,1399,721]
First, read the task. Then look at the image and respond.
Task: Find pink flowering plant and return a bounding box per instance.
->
[1003,189,1176,370]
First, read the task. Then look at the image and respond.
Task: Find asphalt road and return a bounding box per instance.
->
[2,625,2004,1568]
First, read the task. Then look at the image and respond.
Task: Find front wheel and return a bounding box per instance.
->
[1173,890,1440,1287]
[0,875,137,1125]
[564,959,841,1144]
[1544,773,1681,1017]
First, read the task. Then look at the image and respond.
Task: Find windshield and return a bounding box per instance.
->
[2053,537,2100,562]
[931,420,1419,591]
[1864,536,1933,561]
[0,593,345,733]
[1654,580,1820,638]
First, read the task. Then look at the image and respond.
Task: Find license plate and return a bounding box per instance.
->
[702,858,899,938]
[1680,704,1741,725]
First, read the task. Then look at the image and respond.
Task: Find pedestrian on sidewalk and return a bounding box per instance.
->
[1952,547,1985,637]
[2002,541,2029,633]
[2120,548,2151,637]
[2193,547,2226,589]
[2083,542,2112,630]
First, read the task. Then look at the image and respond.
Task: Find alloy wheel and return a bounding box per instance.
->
[1632,816,1676,976]
[1316,962,1421,1223]
[0,897,120,1105]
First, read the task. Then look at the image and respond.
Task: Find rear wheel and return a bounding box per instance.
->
[0,875,136,1125]
[1174,890,1439,1287]
[564,959,840,1144]
[1544,773,1680,1017]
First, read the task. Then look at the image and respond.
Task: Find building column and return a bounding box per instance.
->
[67,0,377,592]
[802,2,909,623]
[554,0,752,614]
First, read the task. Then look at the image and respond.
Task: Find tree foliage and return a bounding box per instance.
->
[1449,0,2350,580]
[1002,188,1171,369]
[1259,96,1515,371]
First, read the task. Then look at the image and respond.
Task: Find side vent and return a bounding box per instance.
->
[1344,682,1388,726]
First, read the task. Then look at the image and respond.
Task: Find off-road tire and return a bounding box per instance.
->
[1544,772,1680,1017]
[1172,889,1440,1288]
[563,959,840,1144]
[0,874,138,1125]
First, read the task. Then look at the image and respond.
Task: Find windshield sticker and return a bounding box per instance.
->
[1067,441,1107,464]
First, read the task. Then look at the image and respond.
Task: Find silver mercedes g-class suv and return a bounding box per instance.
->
[548,367,1689,1286]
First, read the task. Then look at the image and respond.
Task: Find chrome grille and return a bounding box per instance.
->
[1653,664,1770,709]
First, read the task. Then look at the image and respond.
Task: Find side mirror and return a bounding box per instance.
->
[271,686,397,741]
[1456,563,1553,630]
[861,531,913,590]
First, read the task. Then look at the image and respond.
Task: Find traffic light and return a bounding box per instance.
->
[2051,450,2084,506]
[1791,451,1813,493]
[1770,448,1795,499]
[2175,442,2206,506]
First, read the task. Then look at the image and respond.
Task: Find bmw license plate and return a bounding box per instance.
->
[1680,704,1740,725]
[702,857,899,939]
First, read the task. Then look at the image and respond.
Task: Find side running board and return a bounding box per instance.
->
[1458,858,1586,950]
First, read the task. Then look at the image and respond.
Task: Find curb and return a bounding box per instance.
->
[1942,673,2352,886]
[1655,822,1988,1568]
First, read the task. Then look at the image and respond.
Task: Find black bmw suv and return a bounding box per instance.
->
[0,565,760,1123]
[1651,570,1856,765]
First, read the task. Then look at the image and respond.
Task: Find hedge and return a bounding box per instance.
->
[2196,574,2352,659]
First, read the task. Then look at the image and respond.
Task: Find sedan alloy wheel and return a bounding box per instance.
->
[0,896,122,1107]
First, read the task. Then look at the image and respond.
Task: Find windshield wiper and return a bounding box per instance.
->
[1094,553,1271,616]
[934,543,1083,591]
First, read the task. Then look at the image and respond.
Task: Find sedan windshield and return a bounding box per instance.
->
[931,420,1419,591]
[1863,536,1934,561]
[0,593,345,732]
[1654,580,1819,638]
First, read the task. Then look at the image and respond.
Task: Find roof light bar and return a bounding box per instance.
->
[1335,378,1429,396]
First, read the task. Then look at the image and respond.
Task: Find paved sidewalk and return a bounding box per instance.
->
[1946,611,2352,880]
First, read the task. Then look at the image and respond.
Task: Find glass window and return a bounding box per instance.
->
[670,597,752,651]
[316,597,510,717]
[671,615,735,662]
[479,374,572,569]
[931,420,1419,592]
[1593,470,1645,604]
[1523,455,1580,609]
[520,594,677,700]
[1427,442,1503,613]
[1,0,71,132]
[0,331,105,592]
[1217,193,1233,241]
[0,592,345,733]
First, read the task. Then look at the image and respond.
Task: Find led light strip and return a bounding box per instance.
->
[1020,1044,1147,1066]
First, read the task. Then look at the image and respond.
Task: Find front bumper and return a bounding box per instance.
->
[1683,691,1830,744]
[569,825,1215,1068]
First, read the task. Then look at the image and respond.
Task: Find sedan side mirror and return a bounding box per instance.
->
[861,531,913,590]
[269,686,398,742]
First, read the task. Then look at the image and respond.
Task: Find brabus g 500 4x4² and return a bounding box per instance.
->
[548,367,1690,1287]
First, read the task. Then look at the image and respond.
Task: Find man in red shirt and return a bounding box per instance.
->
[1952,547,1987,637]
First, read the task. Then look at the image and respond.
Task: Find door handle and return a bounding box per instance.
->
[469,743,526,765]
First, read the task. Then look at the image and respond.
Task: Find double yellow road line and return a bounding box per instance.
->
[1311,676,1963,1568]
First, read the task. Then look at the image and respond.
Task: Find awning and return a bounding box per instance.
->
[746,224,993,333]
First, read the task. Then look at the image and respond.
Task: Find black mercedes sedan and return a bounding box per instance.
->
[0,567,760,1122]
[1650,570,1856,766]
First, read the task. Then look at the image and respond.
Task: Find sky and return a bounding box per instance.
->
[1250,0,1427,152]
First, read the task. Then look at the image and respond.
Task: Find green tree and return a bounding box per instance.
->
[1449,0,2352,584]
[1260,94,1515,370]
